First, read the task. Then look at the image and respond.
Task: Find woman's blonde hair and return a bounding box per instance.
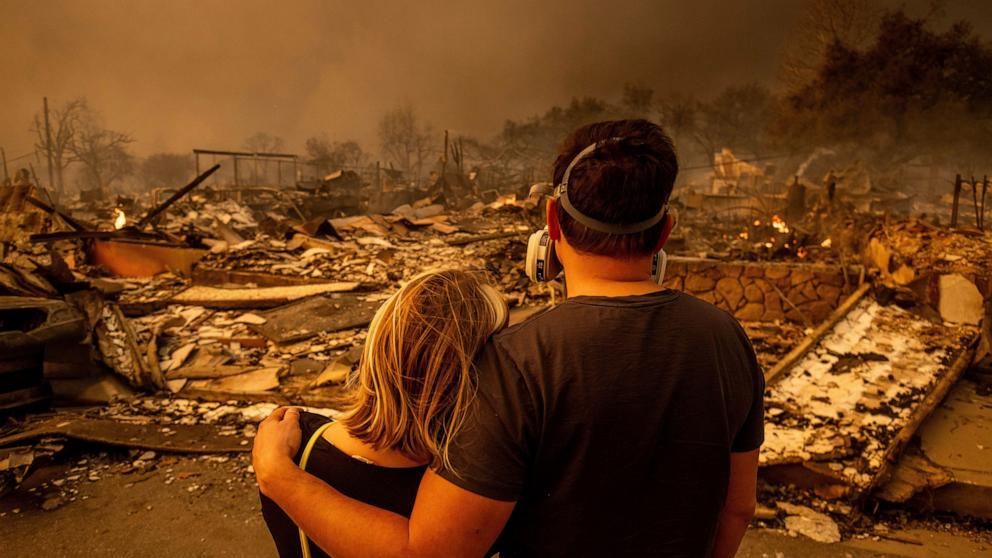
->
[337,269,507,471]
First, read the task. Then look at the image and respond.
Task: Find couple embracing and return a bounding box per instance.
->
[253,119,764,558]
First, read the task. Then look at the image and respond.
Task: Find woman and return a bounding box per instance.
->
[259,269,508,558]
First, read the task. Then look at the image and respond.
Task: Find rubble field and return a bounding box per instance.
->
[2,168,992,554]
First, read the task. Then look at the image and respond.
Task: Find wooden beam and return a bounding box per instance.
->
[764,282,871,384]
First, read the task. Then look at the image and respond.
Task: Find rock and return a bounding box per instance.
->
[938,274,984,325]
[815,270,846,288]
[138,451,157,461]
[804,301,835,323]
[721,264,744,278]
[743,265,764,278]
[765,266,790,280]
[696,290,717,304]
[762,308,787,322]
[736,303,765,321]
[41,496,65,511]
[684,274,715,292]
[790,269,814,286]
[716,278,745,310]
[815,284,842,304]
[786,286,809,305]
[777,502,841,543]
[743,284,764,303]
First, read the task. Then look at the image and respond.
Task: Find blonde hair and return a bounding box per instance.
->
[337,269,507,471]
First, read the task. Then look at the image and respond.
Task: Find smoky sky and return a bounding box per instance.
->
[2,0,991,160]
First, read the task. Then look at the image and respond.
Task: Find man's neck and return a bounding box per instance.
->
[564,273,664,299]
[560,254,664,299]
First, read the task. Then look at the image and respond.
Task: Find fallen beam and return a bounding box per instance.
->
[191,267,340,288]
[136,164,220,229]
[0,415,250,453]
[764,282,870,383]
[169,282,361,309]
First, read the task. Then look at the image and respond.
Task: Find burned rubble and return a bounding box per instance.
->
[1,148,990,550]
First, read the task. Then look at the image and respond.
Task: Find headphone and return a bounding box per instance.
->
[525,137,672,285]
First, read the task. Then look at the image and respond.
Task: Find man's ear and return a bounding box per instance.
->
[652,212,676,252]
[546,199,562,241]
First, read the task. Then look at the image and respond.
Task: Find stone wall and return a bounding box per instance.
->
[662,258,860,323]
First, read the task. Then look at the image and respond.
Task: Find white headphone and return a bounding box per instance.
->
[525,137,672,285]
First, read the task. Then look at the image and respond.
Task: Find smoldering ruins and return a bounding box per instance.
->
[2,1,992,556]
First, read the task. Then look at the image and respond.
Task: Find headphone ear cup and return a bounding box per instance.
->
[526,228,562,282]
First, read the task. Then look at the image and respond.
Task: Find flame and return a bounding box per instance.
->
[771,215,790,234]
[753,219,762,226]
[821,238,832,248]
[112,208,126,230]
[797,246,808,259]
[738,230,749,240]
[488,193,518,209]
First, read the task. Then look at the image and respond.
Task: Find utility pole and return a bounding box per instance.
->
[1,147,9,184]
[42,97,56,198]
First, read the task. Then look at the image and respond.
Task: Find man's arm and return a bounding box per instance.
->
[710,449,758,558]
[254,407,514,558]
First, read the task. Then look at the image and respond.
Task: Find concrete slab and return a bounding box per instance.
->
[914,378,992,519]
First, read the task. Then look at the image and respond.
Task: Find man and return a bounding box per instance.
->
[254,119,764,557]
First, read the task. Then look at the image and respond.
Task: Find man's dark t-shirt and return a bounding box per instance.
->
[436,290,764,558]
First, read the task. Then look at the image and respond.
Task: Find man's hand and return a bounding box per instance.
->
[252,406,303,493]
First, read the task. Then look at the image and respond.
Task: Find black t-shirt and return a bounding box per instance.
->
[436,290,764,558]
[260,412,427,558]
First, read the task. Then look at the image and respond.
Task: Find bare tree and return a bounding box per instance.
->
[378,104,435,183]
[70,112,135,197]
[780,0,882,88]
[621,82,655,116]
[244,132,285,154]
[305,134,366,174]
[32,97,87,194]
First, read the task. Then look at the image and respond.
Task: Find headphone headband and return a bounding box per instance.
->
[553,137,668,235]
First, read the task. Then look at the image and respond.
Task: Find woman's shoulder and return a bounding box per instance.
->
[292,411,334,463]
[298,410,334,432]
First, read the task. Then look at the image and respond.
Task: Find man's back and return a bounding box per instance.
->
[439,290,764,557]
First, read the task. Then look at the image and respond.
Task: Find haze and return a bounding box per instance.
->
[2,0,990,159]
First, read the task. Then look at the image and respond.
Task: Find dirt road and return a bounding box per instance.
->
[2,448,989,557]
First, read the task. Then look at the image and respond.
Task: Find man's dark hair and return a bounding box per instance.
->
[553,119,678,258]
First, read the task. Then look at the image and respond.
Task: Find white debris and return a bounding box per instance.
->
[778,502,841,543]
[938,273,984,325]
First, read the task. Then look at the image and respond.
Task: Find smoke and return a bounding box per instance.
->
[796,148,836,178]
[1,0,989,159]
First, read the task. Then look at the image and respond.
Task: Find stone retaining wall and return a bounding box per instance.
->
[662,258,860,323]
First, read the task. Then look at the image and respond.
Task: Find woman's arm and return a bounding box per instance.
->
[254,407,514,558]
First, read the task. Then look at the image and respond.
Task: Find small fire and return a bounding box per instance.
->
[753,219,762,226]
[820,238,832,248]
[112,208,126,230]
[738,230,749,240]
[797,246,808,259]
[771,215,789,234]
